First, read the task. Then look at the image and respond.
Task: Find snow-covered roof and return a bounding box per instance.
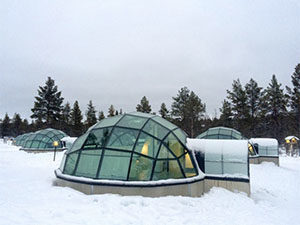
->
[61,137,77,143]
[285,136,299,141]
[187,138,249,157]
[249,138,278,146]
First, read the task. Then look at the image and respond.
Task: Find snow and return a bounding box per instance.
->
[187,138,248,157]
[249,138,278,146]
[61,137,77,143]
[285,136,299,141]
[1,140,300,225]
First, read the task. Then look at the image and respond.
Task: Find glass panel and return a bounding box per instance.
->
[31,140,40,148]
[94,115,122,128]
[106,128,138,151]
[69,132,89,153]
[205,161,222,175]
[152,116,177,130]
[34,134,43,141]
[178,153,197,177]
[172,129,187,144]
[47,132,55,138]
[129,112,154,118]
[42,136,51,143]
[223,162,247,176]
[157,144,175,159]
[164,133,185,157]
[142,119,169,140]
[206,134,219,139]
[207,128,219,135]
[59,154,67,171]
[39,142,46,149]
[232,132,242,139]
[117,115,148,129]
[83,128,111,149]
[24,141,31,148]
[75,150,102,178]
[152,159,184,180]
[205,151,222,161]
[134,132,160,158]
[63,152,79,175]
[129,154,153,181]
[220,129,232,136]
[218,135,231,139]
[98,150,131,180]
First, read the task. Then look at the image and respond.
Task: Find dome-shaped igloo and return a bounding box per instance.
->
[55,112,204,197]
[197,126,245,140]
[15,133,32,146]
[21,128,67,152]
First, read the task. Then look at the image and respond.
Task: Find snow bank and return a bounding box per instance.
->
[249,138,278,146]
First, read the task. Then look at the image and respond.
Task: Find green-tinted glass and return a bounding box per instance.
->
[164,133,185,157]
[128,112,155,118]
[172,129,186,144]
[69,132,89,153]
[75,150,102,178]
[98,150,131,180]
[129,154,153,181]
[39,142,46,149]
[117,115,148,129]
[134,132,160,158]
[178,153,197,177]
[157,144,175,159]
[31,140,40,148]
[83,128,111,149]
[64,152,79,175]
[207,128,219,135]
[152,116,177,130]
[94,115,122,128]
[152,159,184,180]
[142,119,169,140]
[106,128,138,151]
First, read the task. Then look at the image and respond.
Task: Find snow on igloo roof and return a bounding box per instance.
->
[285,136,299,141]
[60,112,199,182]
[249,138,278,146]
[22,128,67,150]
[197,126,245,140]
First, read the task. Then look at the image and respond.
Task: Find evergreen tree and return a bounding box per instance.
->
[219,100,233,127]
[286,63,300,136]
[31,77,64,127]
[245,78,263,136]
[11,113,22,136]
[1,113,11,137]
[171,87,205,137]
[226,79,250,133]
[136,96,152,113]
[62,102,71,125]
[265,75,288,139]
[70,101,84,136]
[98,111,105,121]
[85,100,97,128]
[108,105,115,117]
[159,103,169,119]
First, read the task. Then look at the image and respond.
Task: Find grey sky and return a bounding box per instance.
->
[1,0,300,120]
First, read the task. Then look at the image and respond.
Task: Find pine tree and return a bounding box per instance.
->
[245,78,263,136]
[62,102,71,125]
[265,75,288,139]
[219,100,233,127]
[85,100,97,128]
[70,101,84,136]
[31,77,64,127]
[11,113,22,136]
[108,105,115,117]
[136,96,152,113]
[98,111,105,121]
[171,87,205,137]
[286,63,300,136]
[159,103,169,119]
[1,113,11,137]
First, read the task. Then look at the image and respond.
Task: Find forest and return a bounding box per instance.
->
[1,63,300,143]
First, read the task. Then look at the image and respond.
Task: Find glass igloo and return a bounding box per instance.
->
[15,133,32,146]
[21,128,67,151]
[197,127,244,140]
[58,112,198,182]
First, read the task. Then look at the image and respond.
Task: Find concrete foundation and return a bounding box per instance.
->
[204,178,250,196]
[20,148,66,153]
[258,156,279,166]
[249,156,259,164]
[54,177,205,197]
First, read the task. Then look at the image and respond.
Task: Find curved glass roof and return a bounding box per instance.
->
[22,128,67,150]
[60,112,198,182]
[15,133,33,146]
[197,127,244,140]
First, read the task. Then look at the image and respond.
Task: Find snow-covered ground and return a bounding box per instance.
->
[1,141,300,225]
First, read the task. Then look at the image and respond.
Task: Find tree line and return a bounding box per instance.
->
[1,63,299,143]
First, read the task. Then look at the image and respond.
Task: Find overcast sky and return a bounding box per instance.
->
[1,0,300,120]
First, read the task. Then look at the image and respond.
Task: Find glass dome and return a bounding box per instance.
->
[59,112,198,182]
[21,128,67,151]
[15,133,32,146]
[197,127,244,140]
